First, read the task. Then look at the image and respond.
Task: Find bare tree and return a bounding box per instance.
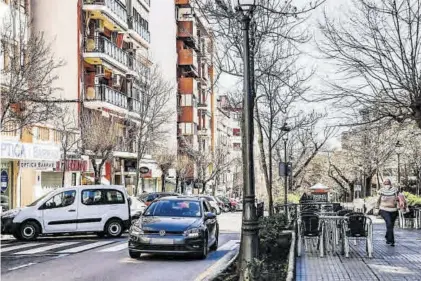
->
[1,7,64,133]
[317,0,421,129]
[155,154,176,192]
[54,108,80,187]
[175,156,194,193]
[129,63,173,195]
[80,110,119,184]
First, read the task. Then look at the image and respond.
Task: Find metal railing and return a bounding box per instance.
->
[84,0,127,23]
[129,18,150,43]
[94,84,128,109]
[85,36,129,67]
[128,98,141,113]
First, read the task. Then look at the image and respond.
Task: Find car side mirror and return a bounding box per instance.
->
[205,212,216,220]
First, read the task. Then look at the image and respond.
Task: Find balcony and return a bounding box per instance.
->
[177,21,198,50]
[116,139,138,154]
[175,0,191,5]
[128,98,142,113]
[83,0,128,31]
[84,36,129,72]
[128,18,151,45]
[85,84,128,110]
[178,48,198,74]
[178,77,198,97]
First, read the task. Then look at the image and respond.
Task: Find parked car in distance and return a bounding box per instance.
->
[129,196,147,221]
[215,196,229,212]
[1,194,9,212]
[139,192,179,206]
[198,195,221,215]
[128,196,219,259]
[1,185,130,241]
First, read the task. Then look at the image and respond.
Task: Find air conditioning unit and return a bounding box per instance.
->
[96,19,104,33]
[95,65,104,76]
[112,74,122,87]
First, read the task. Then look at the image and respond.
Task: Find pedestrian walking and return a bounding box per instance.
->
[377,179,399,246]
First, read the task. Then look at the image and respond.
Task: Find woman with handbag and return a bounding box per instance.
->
[377,179,399,246]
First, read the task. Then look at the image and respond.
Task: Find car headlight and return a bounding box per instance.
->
[184,228,201,238]
[1,209,20,219]
[129,225,144,236]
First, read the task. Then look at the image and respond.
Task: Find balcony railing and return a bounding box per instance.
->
[128,98,142,113]
[85,36,129,67]
[129,18,150,43]
[84,0,127,23]
[93,84,128,109]
[116,139,138,153]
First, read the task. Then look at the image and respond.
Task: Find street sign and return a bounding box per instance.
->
[139,166,150,174]
[1,170,8,192]
[354,185,362,192]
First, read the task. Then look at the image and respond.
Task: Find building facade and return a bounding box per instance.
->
[175,0,215,187]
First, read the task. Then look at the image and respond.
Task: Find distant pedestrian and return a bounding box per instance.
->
[377,179,399,246]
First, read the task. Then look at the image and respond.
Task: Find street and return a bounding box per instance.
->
[0,212,241,281]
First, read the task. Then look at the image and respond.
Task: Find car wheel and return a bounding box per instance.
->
[19,221,40,241]
[129,250,141,259]
[198,236,208,259]
[210,231,219,251]
[105,219,123,238]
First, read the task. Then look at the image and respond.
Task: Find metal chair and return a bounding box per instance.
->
[399,207,417,228]
[297,212,325,257]
[343,213,373,258]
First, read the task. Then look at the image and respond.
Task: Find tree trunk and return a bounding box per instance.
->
[61,152,67,187]
[255,106,272,215]
[161,174,165,192]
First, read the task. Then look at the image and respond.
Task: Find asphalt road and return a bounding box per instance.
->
[1,212,242,281]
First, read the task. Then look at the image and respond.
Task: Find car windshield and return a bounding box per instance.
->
[27,191,54,207]
[144,200,201,218]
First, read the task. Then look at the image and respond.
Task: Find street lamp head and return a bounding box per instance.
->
[230,0,257,12]
[282,134,288,141]
[395,141,404,154]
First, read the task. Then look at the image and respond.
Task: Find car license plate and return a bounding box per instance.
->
[150,238,174,245]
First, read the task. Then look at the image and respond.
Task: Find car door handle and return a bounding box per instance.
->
[68,209,76,212]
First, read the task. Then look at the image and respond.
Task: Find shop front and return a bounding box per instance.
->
[0,140,61,208]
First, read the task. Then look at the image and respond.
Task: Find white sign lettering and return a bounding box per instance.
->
[20,161,55,170]
[1,141,60,161]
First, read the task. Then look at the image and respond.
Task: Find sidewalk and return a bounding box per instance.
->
[296,219,421,281]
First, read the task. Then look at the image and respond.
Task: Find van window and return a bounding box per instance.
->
[44,190,76,209]
[105,190,125,204]
[82,189,125,205]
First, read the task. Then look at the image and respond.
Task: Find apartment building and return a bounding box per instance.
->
[215,95,242,197]
[176,0,215,186]
[29,0,156,198]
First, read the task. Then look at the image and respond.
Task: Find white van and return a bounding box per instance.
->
[1,185,130,241]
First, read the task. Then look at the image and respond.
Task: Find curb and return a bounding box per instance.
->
[282,230,296,281]
[194,246,240,281]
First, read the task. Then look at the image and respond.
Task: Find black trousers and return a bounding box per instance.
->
[380,210,398,244]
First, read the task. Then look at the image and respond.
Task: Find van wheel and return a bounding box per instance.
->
[19,221,40,241]
[105,219,123,238]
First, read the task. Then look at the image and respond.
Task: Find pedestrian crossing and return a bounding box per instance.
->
[0,239,241,257]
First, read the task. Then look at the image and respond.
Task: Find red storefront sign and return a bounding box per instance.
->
[56,160,88,172]
[140,170,152,178]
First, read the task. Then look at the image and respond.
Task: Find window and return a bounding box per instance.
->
[53,130,62,143]
[36,127,50,141]
[105,190,125,204]
[43,190,76,209]
[233,143,241,150]
[233,128,241,136]
[82,189,125,205]
[181,94,193,106]
[82,189,103,205]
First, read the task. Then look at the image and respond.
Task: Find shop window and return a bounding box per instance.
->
[43,190,76,209]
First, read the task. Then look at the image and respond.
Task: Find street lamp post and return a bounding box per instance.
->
[231,1,258,278]
[281,123,291,217]
[395,141,403,189]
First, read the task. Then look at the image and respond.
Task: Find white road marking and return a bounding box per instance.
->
[57,241,114,253]
[98,242,127,252]
[15,242,80,255]
[8,262,36,271]
[0,243,41,253]
[218,240,240,251]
